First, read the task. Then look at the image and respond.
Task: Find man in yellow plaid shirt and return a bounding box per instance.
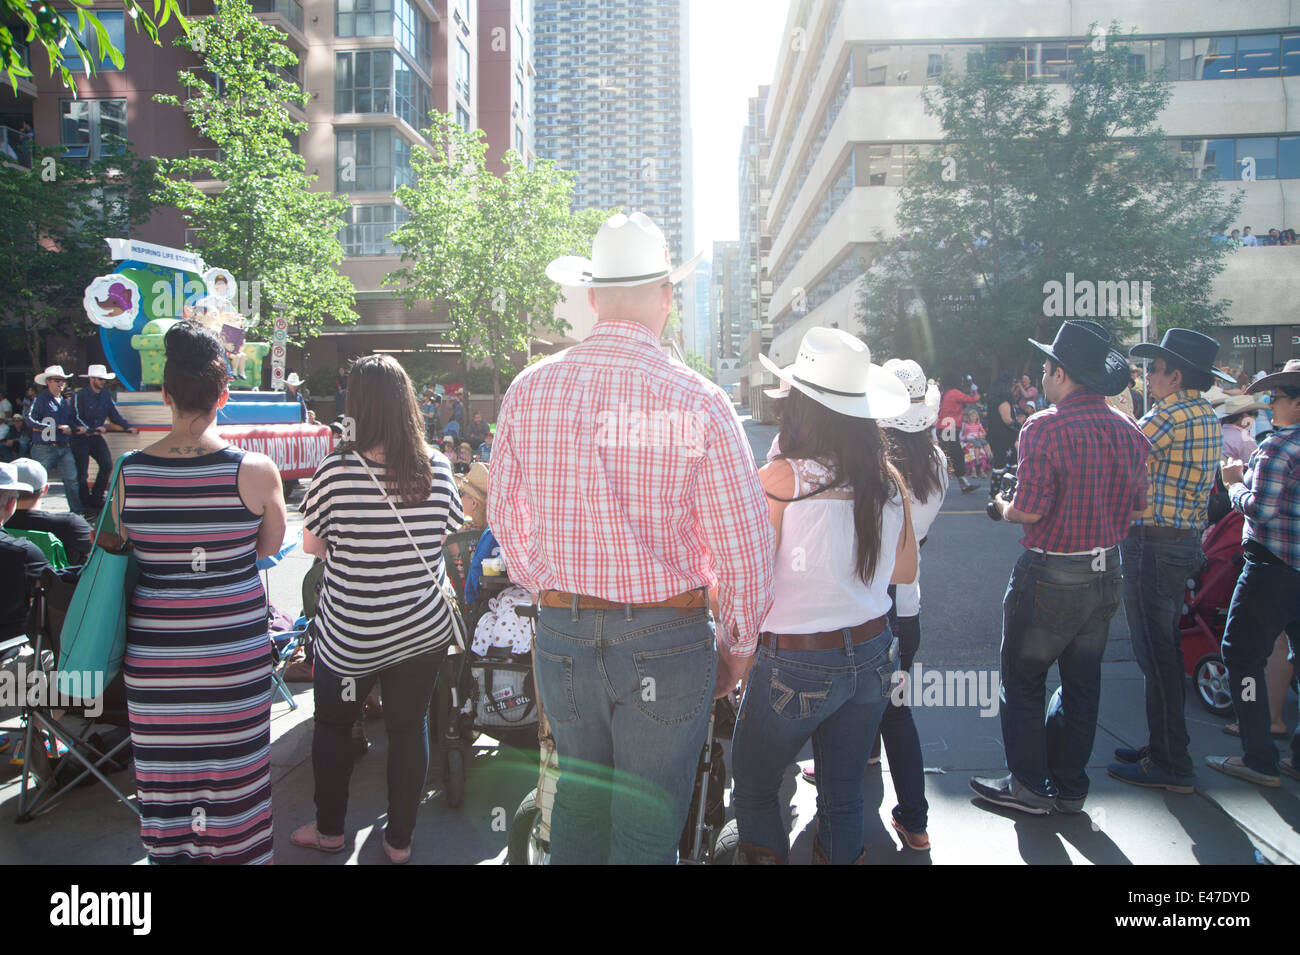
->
[1109,329,1233,794]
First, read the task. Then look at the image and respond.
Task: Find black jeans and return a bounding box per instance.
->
[71,433,113,507]
[938,437,966,479]
[311,648,445,849]
[881,585,927,831]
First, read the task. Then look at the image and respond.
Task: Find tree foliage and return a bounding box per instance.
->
[152,0,357,342]
[386,110,608,406]
[2,0,188,91]
[0,141,155,369]
[860,23,1242,381]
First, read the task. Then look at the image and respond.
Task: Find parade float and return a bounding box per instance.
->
[84,239,335,480]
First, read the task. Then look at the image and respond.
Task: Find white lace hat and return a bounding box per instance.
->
[878,359,941,433]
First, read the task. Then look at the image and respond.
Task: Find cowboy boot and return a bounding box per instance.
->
[811,838,864,865]
[734,843,784,865]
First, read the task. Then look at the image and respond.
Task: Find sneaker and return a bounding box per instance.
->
[1113,745,1149,765]
[1108,757,1195,794]
[800,765,816,785]
[890,815,931,851]
[969,774,1054,815]
[1204,755,1280,788]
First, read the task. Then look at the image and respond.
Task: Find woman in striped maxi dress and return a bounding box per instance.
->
[113,321,287,864]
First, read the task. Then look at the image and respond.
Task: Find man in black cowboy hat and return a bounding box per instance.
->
[971,321,1150,815]
[1108,330,1231,793]
[1207,359,1300,787]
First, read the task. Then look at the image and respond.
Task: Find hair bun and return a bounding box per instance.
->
[165,320,224,368]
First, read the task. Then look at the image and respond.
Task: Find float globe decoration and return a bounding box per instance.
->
[85,239,335,479]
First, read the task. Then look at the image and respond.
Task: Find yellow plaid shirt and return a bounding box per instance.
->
[1135,390,1222,529]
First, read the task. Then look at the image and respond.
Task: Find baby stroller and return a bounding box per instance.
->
[1179,509,1245,716]
[432,530,540,808]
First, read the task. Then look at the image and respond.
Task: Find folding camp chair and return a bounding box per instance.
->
[257,529,305,709]
[2,568,139,823]
[6,527,68,570]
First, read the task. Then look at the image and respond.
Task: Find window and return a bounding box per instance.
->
[1203,138,1236,180]
[514,125,524,154]
[60,10,125,72]
[1202,36,1236,78]
[926,53,943,79]
[1237,34,1281,78]
[60,99,126,162]
[1237,136,1278,180]
[340,203,408,255]
[1283,34,1300,76]
[515,24,526,71]
[455,105,471,131]
[337,128,412,192]
[454,0,470,29]
[456,40,472,104]
[1280,136,1300,180]
[336,0,392,38]
[336,50,393,114]
[514,75,524,116]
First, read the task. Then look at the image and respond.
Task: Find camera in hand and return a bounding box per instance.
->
[986,466,1018,521]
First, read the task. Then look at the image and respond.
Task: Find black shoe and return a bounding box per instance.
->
[1114,745,1150,765]
[959,477,979,494]
[969,774,1054,815]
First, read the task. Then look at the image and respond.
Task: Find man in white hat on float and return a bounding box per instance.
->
[488,211,775,864]
[29,365,83,515]
[72,363,137,517]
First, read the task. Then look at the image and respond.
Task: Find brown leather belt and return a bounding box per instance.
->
[1128,525,1200,540]
[538,588,709,614]
[760,616,888,651]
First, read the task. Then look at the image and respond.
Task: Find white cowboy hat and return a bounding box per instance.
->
[1216,394,1269,419]
[878,358,940,432]
[0,461,34,494]
[284,373,305,387]
[80,363,117,381]
[34,365,72,385]
[759,327,910,420]
[546,211,703,288]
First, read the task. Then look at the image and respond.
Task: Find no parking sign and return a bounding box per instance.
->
[271,316,288,390]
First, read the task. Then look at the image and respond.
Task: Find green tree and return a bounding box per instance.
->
[3,0,188,91]
[386,110,607,409]
[152,0,356,342]
[684,350,713,381]
[860,23,1242,381]
[0,141,155,369]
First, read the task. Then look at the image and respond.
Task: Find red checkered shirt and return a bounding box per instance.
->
[1011,390,1151,553]
[487,320,775,655]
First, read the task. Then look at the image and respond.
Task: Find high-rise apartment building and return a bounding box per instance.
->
[738,84,771,413]
[477,0,534,175]
[711,238,744,387]
[532,0,693,277]
[761,0,1300,376]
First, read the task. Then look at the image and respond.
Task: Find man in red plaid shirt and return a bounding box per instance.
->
[488,212,774,864]
[971,320,1150,816]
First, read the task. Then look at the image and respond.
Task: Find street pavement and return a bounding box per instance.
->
[2,415,1296,864]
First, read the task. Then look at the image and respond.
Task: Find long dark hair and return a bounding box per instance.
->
[886,429,944,505]
[342,355,434,506]
[772,387,904,585]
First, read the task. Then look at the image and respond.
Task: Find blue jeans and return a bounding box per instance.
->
[1119,533,1201,777]
[1221,550,1300,775]
[32,443,80,514]
[732,627,896,864]
[535,600,716,865]
[311,649,444,850]
[1001,549,1121,800]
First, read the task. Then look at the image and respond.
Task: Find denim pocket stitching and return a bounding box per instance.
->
[605,611,710,644]
[631,637,713,726]
[768,668,833,720]
[1031,579,1090,631]
[534,645,579,724]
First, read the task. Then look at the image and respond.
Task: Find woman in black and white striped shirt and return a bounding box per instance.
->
[292,355,463,864]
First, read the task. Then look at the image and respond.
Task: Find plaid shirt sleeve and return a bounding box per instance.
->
[1010,417,1057,517]
[485,388,541,596]
[1140,406,1175,452]
[694,392,775,656]
[1230,441,1290,525]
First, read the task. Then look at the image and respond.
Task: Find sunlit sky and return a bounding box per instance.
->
[688,0,792,259]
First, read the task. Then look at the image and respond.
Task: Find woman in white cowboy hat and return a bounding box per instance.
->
[1217,394,1270,463]
[730,326,917,864]
[72,363,136,516]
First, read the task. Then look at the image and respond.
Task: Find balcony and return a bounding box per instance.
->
[249,0,307,47]
[0,125,32,169]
